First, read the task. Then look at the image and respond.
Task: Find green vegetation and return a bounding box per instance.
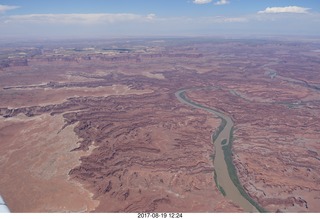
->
[219,185,226,196]
[209,154,215,162]
[222,127,267,213]
[212,118,226,141]
[221,139,227,145]
[213,169,218,187]
[213,169,226,196]
[179,91,215,112]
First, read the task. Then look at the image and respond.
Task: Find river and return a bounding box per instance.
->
[175,89,260,212]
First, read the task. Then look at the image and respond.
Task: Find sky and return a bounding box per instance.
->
[0,0,319,39]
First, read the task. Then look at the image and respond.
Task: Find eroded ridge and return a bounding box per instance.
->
[1,38,320,212]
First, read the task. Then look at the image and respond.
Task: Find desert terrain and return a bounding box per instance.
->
[0,38,319,212]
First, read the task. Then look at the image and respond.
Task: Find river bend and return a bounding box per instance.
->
[175,89,260,212]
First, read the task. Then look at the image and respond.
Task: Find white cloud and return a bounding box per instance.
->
[193,0,212,4]
[0,4,19,13]
[1,9,319,38]
[5,13,153,24]
[218,17,246,22]
[214,0,230,5]
[258,6,310,14]
[204,16,247,23]
[146,13,156,20]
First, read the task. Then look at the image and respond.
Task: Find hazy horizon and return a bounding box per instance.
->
[1,0,320,40]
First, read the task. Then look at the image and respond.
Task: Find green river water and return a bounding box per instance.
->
[175,89,263,212]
